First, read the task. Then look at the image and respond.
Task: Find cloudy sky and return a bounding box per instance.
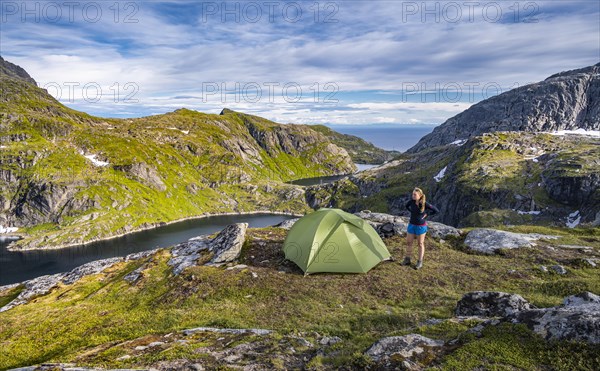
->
[1,0,599,125]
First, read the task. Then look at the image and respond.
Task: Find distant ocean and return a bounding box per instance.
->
[329,124,437,152]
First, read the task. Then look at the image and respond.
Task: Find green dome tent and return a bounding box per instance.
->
[283,208,391,274]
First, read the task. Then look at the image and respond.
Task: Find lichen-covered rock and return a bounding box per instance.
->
[274,218,299,230]
[209,223,247,264]
[168,223,248,273]
[168,236,211,275]
[124,265,146,283]
[563,292,600,307]
[508,292,600,344]
[61,257,123,285]
[426,221,461,239]
[0,273,64,312]
[365,334,445,367]
[354,210,400,224]
[464,229,533,254]
[1,247,155,312]
[456,291,532,317]
[550,264,567,275]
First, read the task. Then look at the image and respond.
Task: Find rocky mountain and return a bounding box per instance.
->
[1,214,598,369]
[0,57,365,250]
[307,130,600,228]
[408,63,600,152]
[310,124,399,164]
[306,64,600,229]
[0,56,37,85]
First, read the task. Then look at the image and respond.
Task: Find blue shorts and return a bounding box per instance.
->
[407,223,428,235]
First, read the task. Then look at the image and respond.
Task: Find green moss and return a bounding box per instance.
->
[441,323,600,370]
[1,226,598,369]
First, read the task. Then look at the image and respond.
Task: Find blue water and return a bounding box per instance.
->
[0,213,293,285]
[328,124,437,152]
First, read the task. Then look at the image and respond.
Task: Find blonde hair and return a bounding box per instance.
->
[413,187,426,212]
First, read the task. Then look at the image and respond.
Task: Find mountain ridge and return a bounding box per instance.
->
[0,57,381,250]
[408,63,600,152]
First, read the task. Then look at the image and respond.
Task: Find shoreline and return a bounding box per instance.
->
[5,210,304,252]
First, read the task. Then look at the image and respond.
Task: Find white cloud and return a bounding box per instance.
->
[1,0,598,124]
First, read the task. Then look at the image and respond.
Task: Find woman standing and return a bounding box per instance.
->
[402,187,440,270]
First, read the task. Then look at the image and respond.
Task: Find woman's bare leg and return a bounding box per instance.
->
[406,233,414,258]
[417,233,426,261]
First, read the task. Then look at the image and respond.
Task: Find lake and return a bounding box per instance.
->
[0,213,294,285]
[0,126,433,285]
[287,163,378,186]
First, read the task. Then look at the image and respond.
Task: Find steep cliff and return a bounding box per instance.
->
[408,63,600,152]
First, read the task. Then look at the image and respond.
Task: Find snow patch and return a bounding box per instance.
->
[450,139,467,146]
[79,150,109,167]
[548,129,600,137]
[0,225,18,233]
[566,210,581,228]
[433,166,447,182]
[516,210,541,215]
[169,127,190,135]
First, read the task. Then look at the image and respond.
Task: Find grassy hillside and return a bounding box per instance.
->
[0,72,359,249]
[306,131,600,228]
[1,224,598,369]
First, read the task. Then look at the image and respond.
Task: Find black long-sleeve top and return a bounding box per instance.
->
[405,199,440,225]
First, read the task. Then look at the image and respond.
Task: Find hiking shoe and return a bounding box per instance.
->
[415,260,423,270]
[401,257,411,266]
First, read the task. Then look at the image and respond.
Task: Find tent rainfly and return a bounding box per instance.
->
[282,208,391,274]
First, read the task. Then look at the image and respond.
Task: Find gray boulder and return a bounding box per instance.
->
[61,257,123,285]
[464,228,533,254]
[563,292,600,307]
[456,291,532,317]
[354,210,401,224]
[508,292,600,344]
[168,236,211,275]
[168,223,248,274]
[124,265,146,283]
[426,221,461,239]
[209,223,248,264]
[365,334,445,366]
[274,218,299,230]
[550,264,568,275]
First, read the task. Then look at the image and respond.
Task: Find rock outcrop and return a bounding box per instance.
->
[408,63,600,152]
[273,217,300,229]
[168,223,248,274]
[365,334,446,368]
[0,254,147,312]
[209,223,247,264]
[1,223,249,312]
[463,228,560,254]
[456,291,533,317]
[456,291,600,344]
[508,292,600,344]
[354,210,461,239]
[0,56,37,85]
